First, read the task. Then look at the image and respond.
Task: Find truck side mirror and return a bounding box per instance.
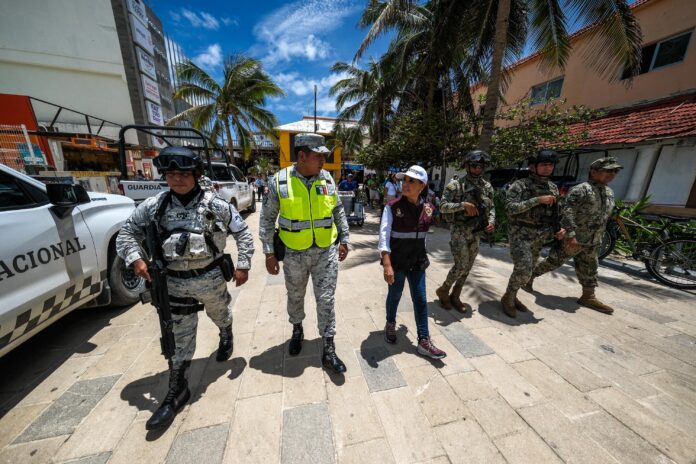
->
[47,184,91,217]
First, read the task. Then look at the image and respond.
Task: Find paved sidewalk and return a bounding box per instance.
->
[1,208,695,464]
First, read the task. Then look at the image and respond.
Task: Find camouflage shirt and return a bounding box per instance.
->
[561,180,615,246]
[505,174,559,226]
[440,174,495,228]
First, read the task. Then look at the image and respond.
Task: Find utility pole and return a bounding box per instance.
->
[314,85,318,133]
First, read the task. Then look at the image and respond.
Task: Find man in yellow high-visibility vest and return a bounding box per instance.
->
[260,133,350,373]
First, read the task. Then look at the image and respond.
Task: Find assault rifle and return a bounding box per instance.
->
[465,186,494,247]
[142,221,176,360]
[539,201,562,238]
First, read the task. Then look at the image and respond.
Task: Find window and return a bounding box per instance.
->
[622,30,692,79]
[0,172,48,210]
[211,165,233,181]
[530,77,564,105]
[230,165,246,183]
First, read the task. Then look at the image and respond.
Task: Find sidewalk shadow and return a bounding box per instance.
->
[531,291,580,313]
[359,327,445,368]
[477,300,542,326]
[430,301,473,327]
[248,337,322,377]
[120,355,246,440]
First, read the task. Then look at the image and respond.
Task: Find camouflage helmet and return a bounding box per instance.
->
[464,149,491,165]
[153,146,203,173]
[527,149,558,165]
[590,156,623,170]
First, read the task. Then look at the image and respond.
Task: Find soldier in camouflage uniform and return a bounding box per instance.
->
[259,133,350,374]
[436,150,496,312]
[116,147,254,430]
[524,157,622,314]
[502,150,566,318]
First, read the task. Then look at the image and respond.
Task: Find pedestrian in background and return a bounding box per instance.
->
[379,166,446,359]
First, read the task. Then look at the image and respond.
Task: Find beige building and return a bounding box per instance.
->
[474,0,696,210]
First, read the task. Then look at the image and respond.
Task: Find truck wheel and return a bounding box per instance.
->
[109,255,145,307]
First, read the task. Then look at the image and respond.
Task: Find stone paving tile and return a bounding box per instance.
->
[225,393,281,463]
[166,423,228,464]
[665,320,696,338]
[0,403,48,449]
[517,403,618,463]
[529,345,612,392]
[108,418,181,464]
[511,359,600,419]
[467,396,528,439]
[438,324,494,358]
[577,334,661,376]
[641,370,696,410]
[469,354,545,408]
[618,340,696,381]
[401,364,469,426]
[79,336,151,380]
[16,357,100,407]
[573,411,676,464]
[434,419,506,464]
[445,371,498,402]
[357,346,407,392]
[58,452,112,464]
[283,357,327,408]
[493,428,563,464]
[372,387,444,463]
[470,327,536,363]
[589,387,696,463]
[0,435,68,464]
[327,375,384,449]
[281,402,335,464]
[337,438,395,464]
[15,375,119,443]
[612,301,679,324]
[637,393,696,436]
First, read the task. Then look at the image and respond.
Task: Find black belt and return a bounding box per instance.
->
[170,295,204,315]
[167,257,222,279]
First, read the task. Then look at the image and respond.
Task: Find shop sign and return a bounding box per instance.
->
[130,14,154,55]
[146,101,164,126]
[127,0,148,26]
[141,75,161,104]
[136,46,156,79]
[151,131,167,149]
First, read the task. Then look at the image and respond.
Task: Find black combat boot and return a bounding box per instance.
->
[216,325,233,361]
[146,361,191,430]
[288,323,303,356]
[322,337,346,373]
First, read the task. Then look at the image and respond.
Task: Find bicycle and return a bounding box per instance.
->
[599,207,696,290]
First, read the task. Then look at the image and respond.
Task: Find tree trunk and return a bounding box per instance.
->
[479,0,512,153]
[223,117,235,165]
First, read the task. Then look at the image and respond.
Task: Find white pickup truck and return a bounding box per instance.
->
[0,164,145,358]
[119,162,255,212]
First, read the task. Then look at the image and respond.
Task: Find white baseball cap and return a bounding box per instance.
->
[396,165,428,184]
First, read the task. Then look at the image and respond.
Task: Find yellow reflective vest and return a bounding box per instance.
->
[276,166,338,250]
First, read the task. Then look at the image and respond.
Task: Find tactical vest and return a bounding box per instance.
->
[442,175,492,227]
[155,190,227,267]
[510,176,558,226]
[276,166,338,250]
[388,196,433,271]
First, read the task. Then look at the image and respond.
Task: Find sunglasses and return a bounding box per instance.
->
[468,163,485,169]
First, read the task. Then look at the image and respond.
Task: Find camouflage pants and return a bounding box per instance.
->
[168,267,232,366]
[443,226,480,288]
[533,242,600,288]
[506,224,553,292]
[283,244,339,337]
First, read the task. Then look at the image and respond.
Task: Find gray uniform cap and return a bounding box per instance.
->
[295,133,330,154]
[590,157,623,170]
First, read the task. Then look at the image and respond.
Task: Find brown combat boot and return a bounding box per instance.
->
[450,284,467,313]
[578,286,614,314]
[501,290,517,318]
[436,284,452,309]
[521,277,535,293]
[514,298,530,312]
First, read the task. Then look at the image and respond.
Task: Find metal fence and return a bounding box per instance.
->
[0,124,48,173]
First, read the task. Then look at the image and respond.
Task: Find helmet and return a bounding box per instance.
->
[465,150,491,164]
[153,146,203,173]
[527,149,558,165]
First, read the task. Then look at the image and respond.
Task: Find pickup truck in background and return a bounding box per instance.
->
[0,164,145,358]
[119,162,255,212]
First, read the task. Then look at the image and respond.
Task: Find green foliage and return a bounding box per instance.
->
[491,190,509,242]
[490,99,603,166]
[356,109,476,170]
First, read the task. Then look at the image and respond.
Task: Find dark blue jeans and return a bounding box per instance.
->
[386,270,429,339]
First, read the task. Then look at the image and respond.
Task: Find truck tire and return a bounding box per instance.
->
[109,255,145,307]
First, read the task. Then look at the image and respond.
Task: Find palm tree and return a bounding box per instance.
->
[330,122,365,160]
[169,54,285,160]
[477,0,642,151]
[329,59,394,144]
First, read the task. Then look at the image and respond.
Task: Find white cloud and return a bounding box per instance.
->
[253,0,359,66]
[181,8,220,30]
[193,44,223,70]
[221,17,238,27]
[272,71,349,97]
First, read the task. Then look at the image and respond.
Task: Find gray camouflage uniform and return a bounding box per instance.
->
[531,180,615,287]
[440,174,495,288]
[116,189,254,365]
[259,167,349,337]
[505,174,559,292]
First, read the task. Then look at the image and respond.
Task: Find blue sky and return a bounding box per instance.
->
[149,0,392,125]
